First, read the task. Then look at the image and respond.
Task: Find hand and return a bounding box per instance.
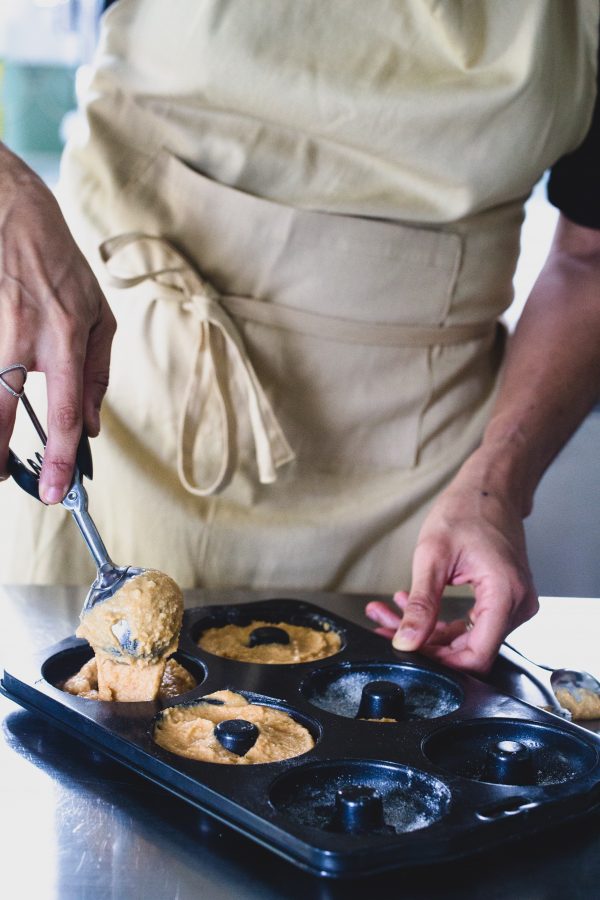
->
[368,212,600,675]
[366,460,539,674]
[0,144,116,502]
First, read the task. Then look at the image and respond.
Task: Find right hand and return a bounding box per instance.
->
[0,143,116,502]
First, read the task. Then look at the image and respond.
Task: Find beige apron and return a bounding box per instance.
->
[1,0,597,590]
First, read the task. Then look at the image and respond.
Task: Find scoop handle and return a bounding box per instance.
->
[61,478,115,572]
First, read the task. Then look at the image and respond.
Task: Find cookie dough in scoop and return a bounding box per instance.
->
[197,620,341,664]
[76,570,184,701]
[154,690,314,764]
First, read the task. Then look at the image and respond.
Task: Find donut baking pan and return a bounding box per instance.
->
[2,597,600,878]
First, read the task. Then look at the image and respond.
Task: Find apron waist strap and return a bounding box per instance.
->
[100,232,295,497]
[99,231,496,497]
[222,294,495,347]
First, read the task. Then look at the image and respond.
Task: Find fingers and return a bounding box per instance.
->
[82,302,116,437]
[368,604,468,650]
[37,286,114,501]
[373,626,396,640]
[364,595,406,630]
[39,360,84,503]
[464,599,511,672]
[392,546,447,652]
[426,577,538,674]
[423,618,469,647]
[0,364,25,476]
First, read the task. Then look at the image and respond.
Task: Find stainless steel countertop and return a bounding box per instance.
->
[1,586,599,900]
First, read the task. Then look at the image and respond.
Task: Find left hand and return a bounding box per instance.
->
[365,468,539,674]
[368,213,600,675]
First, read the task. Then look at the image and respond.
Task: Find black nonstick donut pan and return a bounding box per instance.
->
[2,597,600,878]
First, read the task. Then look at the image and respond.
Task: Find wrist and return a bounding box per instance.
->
[452,417,538,518]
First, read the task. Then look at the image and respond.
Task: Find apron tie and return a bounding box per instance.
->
[99,232,295,496]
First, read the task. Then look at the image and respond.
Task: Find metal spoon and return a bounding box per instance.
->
[548,668,600,703]
[502,640,600,718]
[2,365,147,658]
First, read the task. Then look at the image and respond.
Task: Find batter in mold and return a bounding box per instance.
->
[154,689,314,764]
[76,570,184,701]
[61,656,196,701]
[197,619,341,663]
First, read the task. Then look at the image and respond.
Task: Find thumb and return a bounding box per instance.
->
[392,550,447,652]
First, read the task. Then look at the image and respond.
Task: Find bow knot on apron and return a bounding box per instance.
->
[99,232,295,497]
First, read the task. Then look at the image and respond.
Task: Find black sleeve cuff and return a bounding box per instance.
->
[547,35,600,230]
[547,152,600,230]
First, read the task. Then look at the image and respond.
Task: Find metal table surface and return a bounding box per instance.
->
[1,586,599,900]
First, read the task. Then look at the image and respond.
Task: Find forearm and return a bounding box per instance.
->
[457,213,600,517]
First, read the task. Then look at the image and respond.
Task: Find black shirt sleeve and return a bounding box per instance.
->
[547,41,600,229]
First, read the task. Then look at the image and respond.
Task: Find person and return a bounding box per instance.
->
[0,0,599,674]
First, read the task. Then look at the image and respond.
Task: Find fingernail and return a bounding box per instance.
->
[42,485,65,504]
[393,627,418,650]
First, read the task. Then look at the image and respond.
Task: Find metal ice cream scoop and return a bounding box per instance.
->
[3,365,146,657]
[60,476,146,658]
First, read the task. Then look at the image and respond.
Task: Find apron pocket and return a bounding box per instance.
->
[113,148,467,477]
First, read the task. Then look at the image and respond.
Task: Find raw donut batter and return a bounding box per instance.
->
[61,657,197,701]
[197,620,341,664]
[154,689,314,763]
[76,570,184,701]
[554,686,600,720]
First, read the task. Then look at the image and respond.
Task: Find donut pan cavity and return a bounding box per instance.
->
[2,597,600,878]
